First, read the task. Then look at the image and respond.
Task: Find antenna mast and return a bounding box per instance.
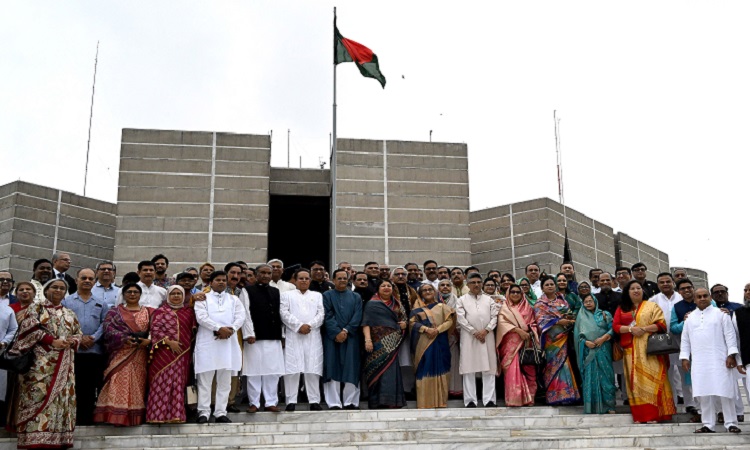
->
[83,41,99,197]
[554,110,568,229]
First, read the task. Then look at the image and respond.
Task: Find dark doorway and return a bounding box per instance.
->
[267,195,330,276]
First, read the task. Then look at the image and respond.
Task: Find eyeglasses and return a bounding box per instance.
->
[678,286,693,291]
[0,278,13,283]
[311,268,325,271]
[98,267,114,272]
[395,273,406,277]
[47,286,67,291]
[632,267,646,272]
[509,290,522,295]
[124,290,140,295]
[712,290,728,295]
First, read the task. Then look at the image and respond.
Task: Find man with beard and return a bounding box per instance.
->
[241,264,284,412]
[52,252,77,294]
[268,259,296,293]
[731,283,750,422]
[62,268,110,425]
[422,260,439,289]
[353,272,373,303]
[405,263,422,291]
[151,253,175,289]
[631,263,658,299]
[309,261,335,294]
[322,269,363,410]
[670,278,700,417]
[681,288,744,434]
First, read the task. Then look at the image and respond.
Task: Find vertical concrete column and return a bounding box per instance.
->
[52,189,62,253]
[207,132,217,262]
[382,140,389,265]
[592,219,599,267]
[509,203,516,274]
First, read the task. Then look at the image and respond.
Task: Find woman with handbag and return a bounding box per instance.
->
[146,285,196,423]
[496,284,539,407]
[574,294,617,414]
[93,283,153,426]
[533,276,581,405]
[11,278,82,449]
[613,280,676,423]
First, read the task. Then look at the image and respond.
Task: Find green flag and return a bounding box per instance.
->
[334,19,386,88]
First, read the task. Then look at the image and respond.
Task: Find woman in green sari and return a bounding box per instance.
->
[574,294,617,414]
[518,277,537,306]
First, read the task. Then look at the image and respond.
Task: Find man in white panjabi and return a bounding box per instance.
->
[680,288,744,434]
[194,271,246,424]
[242,264,285,413]
[456,272,500,407]
[280,269,325,411]
[268,259,296,293]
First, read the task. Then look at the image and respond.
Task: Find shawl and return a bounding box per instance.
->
[409,297,455,365]
[519,277,537,305]
[574,297,613,367]
[102,305,152,382]
[534,292,571,335]
[628,301,669,407]
[362,295,406,387]
[496,294,537,347]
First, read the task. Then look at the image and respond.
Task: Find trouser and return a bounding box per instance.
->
[247,375,280,408]
[463,371,496,406]
[613,360,627,402]
[284,373,321,404]
[198,369,232,418]
[669,364,694,411]
[716,382,746,416]
[700,395,737,431]
[324,381,359,408]
[74,353,105,425]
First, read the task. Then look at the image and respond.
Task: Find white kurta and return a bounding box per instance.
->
[194,291,245,374]
[456,292,499,374]
[651,291,683,365]
[280,289,324,375]
[679,305,739,398]
[270,279,296,293]
[137,282,167,308]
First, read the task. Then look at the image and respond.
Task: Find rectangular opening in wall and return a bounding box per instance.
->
[267,195,330,276]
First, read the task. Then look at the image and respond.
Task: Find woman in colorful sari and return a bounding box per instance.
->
[519,277,537,306]
[533,276,581,405]
[574,294,617,414]
[496,284,539,407]
[437,279,462,398]
[614,280,675,423]
[11,278,82,449]
[409,284,455,408]
[93,282,153,426]
[146,285,196,423]
[362,280,407,409]
[9,281,35,320]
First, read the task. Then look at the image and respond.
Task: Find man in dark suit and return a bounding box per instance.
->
[52,252,77,294]
[595,272,621,316]
[0,271,17,307]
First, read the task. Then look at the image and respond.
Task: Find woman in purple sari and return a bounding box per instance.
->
[146,285,196,423]
[362,280,407,409]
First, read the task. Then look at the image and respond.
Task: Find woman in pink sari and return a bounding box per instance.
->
[496,284,539,406]
[146,285,196,423]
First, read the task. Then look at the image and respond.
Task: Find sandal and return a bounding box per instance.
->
[694,426,715,433]
[728,425,741,434]
[688,414,702,423]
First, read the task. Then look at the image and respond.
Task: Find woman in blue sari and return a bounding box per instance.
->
[409,284,455,408]
[574,294,617,414]
[362,280,407,409]
[533,276,581,405]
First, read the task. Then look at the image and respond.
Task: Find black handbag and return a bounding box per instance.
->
[520,334,544,366]
[0,330,34,373]
[646,331,680,356]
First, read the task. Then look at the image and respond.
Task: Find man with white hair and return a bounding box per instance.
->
[268,259,296,293]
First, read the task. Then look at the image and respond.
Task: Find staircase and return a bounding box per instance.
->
[0,401,747,449]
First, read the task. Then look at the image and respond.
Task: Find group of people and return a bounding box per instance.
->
[0,253,747,448]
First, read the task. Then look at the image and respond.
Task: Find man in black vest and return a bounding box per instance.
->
[732,282,750,423]
[242,264,284,413]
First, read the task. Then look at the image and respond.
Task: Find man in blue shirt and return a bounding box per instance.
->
[91,261,119,307]
[62,268,111,425]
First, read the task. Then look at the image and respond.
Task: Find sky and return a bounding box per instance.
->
[2,1,748,302]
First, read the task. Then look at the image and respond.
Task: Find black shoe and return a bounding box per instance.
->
[344,404,360,410]
[197,415,209,424]
[686,406,698,415]
[623,399,629,406]
[677,396,684,405]
[466,402,477,408]
[285,403,296,412]
[310,403,322,411]
[739,415,745,423]
[226,404,240,413]
[485,402,496,408]
[329,406,342,410]
[215,415,232,423]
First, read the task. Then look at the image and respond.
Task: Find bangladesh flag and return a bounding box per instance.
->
[334,19,386,88]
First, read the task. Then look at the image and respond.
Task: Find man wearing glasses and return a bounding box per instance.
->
[92,261,119,307]
[711,284,741,314]
[631,262,658,299]
[670,278,698,418]
[0,272,16,308]
[52,252,77,294]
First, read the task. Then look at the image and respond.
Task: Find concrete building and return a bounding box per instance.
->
[671,267,709,290]
[470,198,618,280]
[0,181,116,281]
[614,232,670,281]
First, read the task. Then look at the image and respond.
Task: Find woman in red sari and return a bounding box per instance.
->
[146,285,196,423]
[496,284,539,406]
[93,283,153,426]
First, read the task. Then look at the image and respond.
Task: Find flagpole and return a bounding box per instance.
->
[83,41,99,197]
[330,7,338,269]
[554,110,568,230]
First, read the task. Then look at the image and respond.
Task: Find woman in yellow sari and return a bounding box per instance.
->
[409,284,455,408]
[613,280,675,423]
